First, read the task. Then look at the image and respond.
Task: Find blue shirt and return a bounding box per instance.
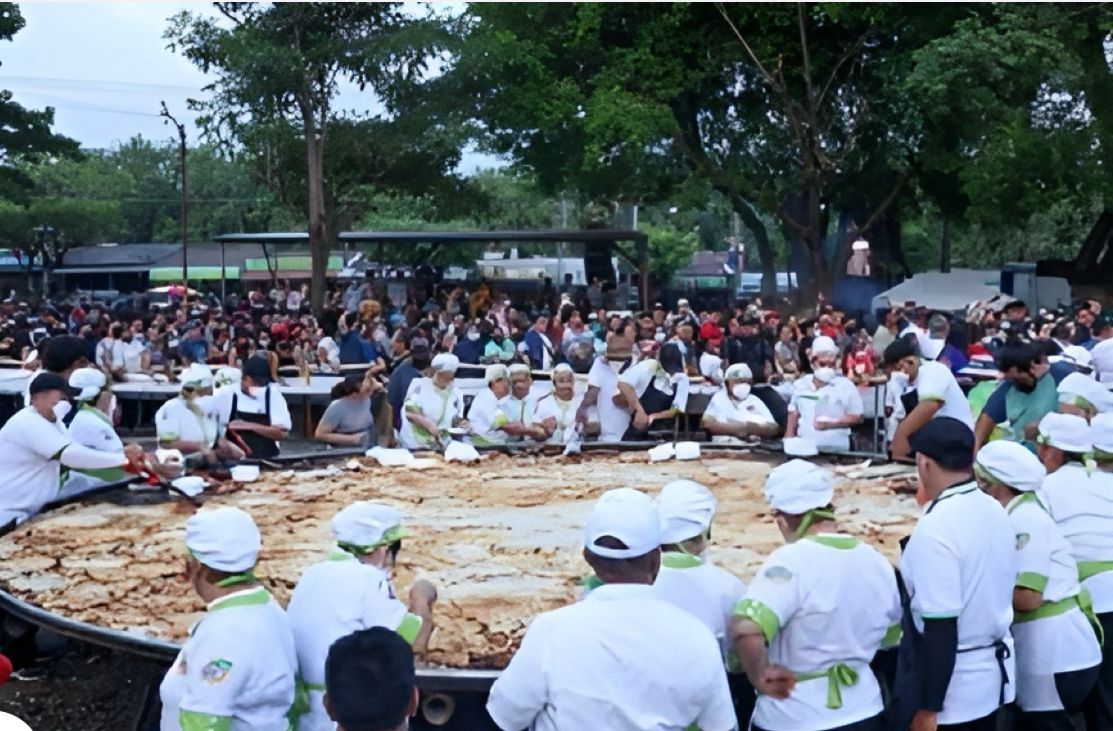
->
[338,331,379,364]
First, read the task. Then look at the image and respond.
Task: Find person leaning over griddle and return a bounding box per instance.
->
[160,507,298,731]
[156,363,245,466]
[210,354,291,459]
[286,502,436,731]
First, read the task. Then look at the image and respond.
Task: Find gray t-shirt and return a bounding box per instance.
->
[320,396,374,435]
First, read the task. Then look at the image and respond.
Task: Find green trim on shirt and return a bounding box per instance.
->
[179,710,232,731]
[918,394,943,402]
[881,623,901,649]
[661,552,704,569]
[1016,571,1049,593]
[1006,491,1043,515]
[396,612,423,644]
[208,586,269,613]
[74,466,128,482]
[733,598,780,643]
[803,534,859,550]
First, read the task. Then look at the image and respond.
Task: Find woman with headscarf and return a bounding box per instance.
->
[616,342,689,439]
[701,363,780,442]
[535,363,583,445]
[398,353,466,450]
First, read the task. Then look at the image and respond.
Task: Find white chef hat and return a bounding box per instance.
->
[485,364,508,384]
[552,363,574,378]
[724,363,753,382]
[657,480,717,544]
[180,363,214,391]
[331,502,410,552]
[763,459,833,515]
[214,366,242,388]
[185,507,261,573]
[920,337,946,361]
[1058,372,1110,415]
[1092,413,1113,455]
[810,336,839,358]
[583,488,661,559]
[975,440,1046,492]
[430,353,459,373]
[68,367,106,402]
[1060,345,1093,370]
[508,363,531,380]
[1037,412,1093,454]
[1092,339,1113,384]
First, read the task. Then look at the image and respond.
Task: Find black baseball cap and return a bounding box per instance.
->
[409,336,431,356]
[243,355,271,384]
[908,417,975,470]
[29,372,74,397]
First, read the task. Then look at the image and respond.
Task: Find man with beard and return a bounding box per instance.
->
[973,342,1065,451]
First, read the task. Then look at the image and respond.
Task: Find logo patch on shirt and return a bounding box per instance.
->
[201,658,233,684]
[1016,533,1031,550]
[763,565,794,584]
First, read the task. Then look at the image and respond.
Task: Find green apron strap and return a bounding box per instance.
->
[794,663,859,709]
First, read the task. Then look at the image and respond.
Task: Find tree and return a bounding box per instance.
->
[166,3,451,313]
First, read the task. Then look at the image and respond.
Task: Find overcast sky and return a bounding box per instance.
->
[2,2,499,172]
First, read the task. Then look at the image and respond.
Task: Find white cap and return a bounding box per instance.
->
[185,507,261,573]
[851,238,870,251]
[1092,339,1113,384]
[68,367,106,402]
[1061,345,1093,370]
[430,353,459,373]
[331,502,409,549]
[810,336,839,357]
[724,363,753,382]
[920,337,946,361]
[763,459,833,514]
[485,364,508,384]
[508,363,531,379]
[583,488,661,559]
[1092,413,1113,453]
[552,363,574,378]
[1038,412,1093,454]
[180,363,214,390]
[657,480,716,544]
[214,366,242,388]
[1058,371,1111,413]
[975,441,1046,492]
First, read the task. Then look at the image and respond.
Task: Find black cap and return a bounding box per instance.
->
[184,319,202,331]
[409,337,430,356]
[243,355,271,384]
[29,372,73,397]
[908,417,975,470]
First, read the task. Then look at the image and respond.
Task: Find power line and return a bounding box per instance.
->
[8,90,171,118]
[2,74,204,93]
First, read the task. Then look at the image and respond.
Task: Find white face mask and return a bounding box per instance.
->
[731,383,751,400]
[889,371,909,389]
[467,331,480,342]
[53,401,72,421]
[653,332,666,343]
[813,366,837,383]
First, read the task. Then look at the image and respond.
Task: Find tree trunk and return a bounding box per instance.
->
[304,112,330,316]
[940,215,951,273]
[731,196,777,297]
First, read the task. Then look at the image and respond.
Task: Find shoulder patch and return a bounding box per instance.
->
[1016,533,1031,550]
[201,658,233,684]
[763,565,794,584]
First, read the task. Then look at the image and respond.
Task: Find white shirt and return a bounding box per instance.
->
[1040,464,1113,612]
[533,392,584,445]
[286,553,419,731]
[0,406,74,525]
[160,587,297,731]
[466,388,508,446]
[398,377,465,450]
[156,396,220,448]
[96,337,125,370]
[788,375,863,451]
[702,390,775,429]
[618,359,689,412]
[912,361,974,427]
[740,535,900,731]
[1007,493,1102,712]
[587,358,631,442]
[123,339,147,373]
[901,482,1016,724]
[699,352,724,385]
[315,337,340,371]
[653,553,745,658]
[486,583,735,731]
[209,385,292,431]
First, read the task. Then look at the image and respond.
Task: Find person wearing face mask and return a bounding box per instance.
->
[702,363,779,442]
[58,367,129,496]
[483,326,516,364]
[466,364,512,446]
[534,363,583,445]
[286,503,436,731]
[451,322,484,365]
[885,338,974,460]
[784,336,863,453]
[210,354,292,459]
[399,353,465,450]
[973,342,1064,452]
[889,418,1016,731]
[732,460,900,731]
[159,508,298,731]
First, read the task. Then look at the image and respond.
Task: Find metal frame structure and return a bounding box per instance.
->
[212,229,652,308]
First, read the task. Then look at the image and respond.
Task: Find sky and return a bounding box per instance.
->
[2,2,500,173]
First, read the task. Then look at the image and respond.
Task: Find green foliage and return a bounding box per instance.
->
[642,223,699,283]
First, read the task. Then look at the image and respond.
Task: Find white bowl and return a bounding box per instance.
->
[648,443,675,463]
[230,464,260,483]
[171,475,208,497]
[783,437,819,457]
[675,441,701,461]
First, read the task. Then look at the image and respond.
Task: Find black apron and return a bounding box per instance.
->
[228,387,279,459]
[623,374,675,439]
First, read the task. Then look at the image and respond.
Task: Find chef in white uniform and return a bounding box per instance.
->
[399,353,465,450]
[535,363,583,445]
[974,440,1101,729]
[0,373,143,529]
[159,507,297,731]
[487,488,736,731]
[286,503,436,731]
[499,363,550,442]
[209,355,291,459]
[894,417,1016,731]
[467,364,511,446]
[701,363,779,442]
[579,336,635,442]
[1036,412,1113,728]
[785,336,862,453]
[1057,371,1112,421]
[884,338,975,459]
[61,367,127,496]
[732,460,900,731]
[156,363,245,465]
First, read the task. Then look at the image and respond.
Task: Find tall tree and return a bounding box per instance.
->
[166,3,449,312]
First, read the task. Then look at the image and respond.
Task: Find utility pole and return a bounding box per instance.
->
[160,102,188,288]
